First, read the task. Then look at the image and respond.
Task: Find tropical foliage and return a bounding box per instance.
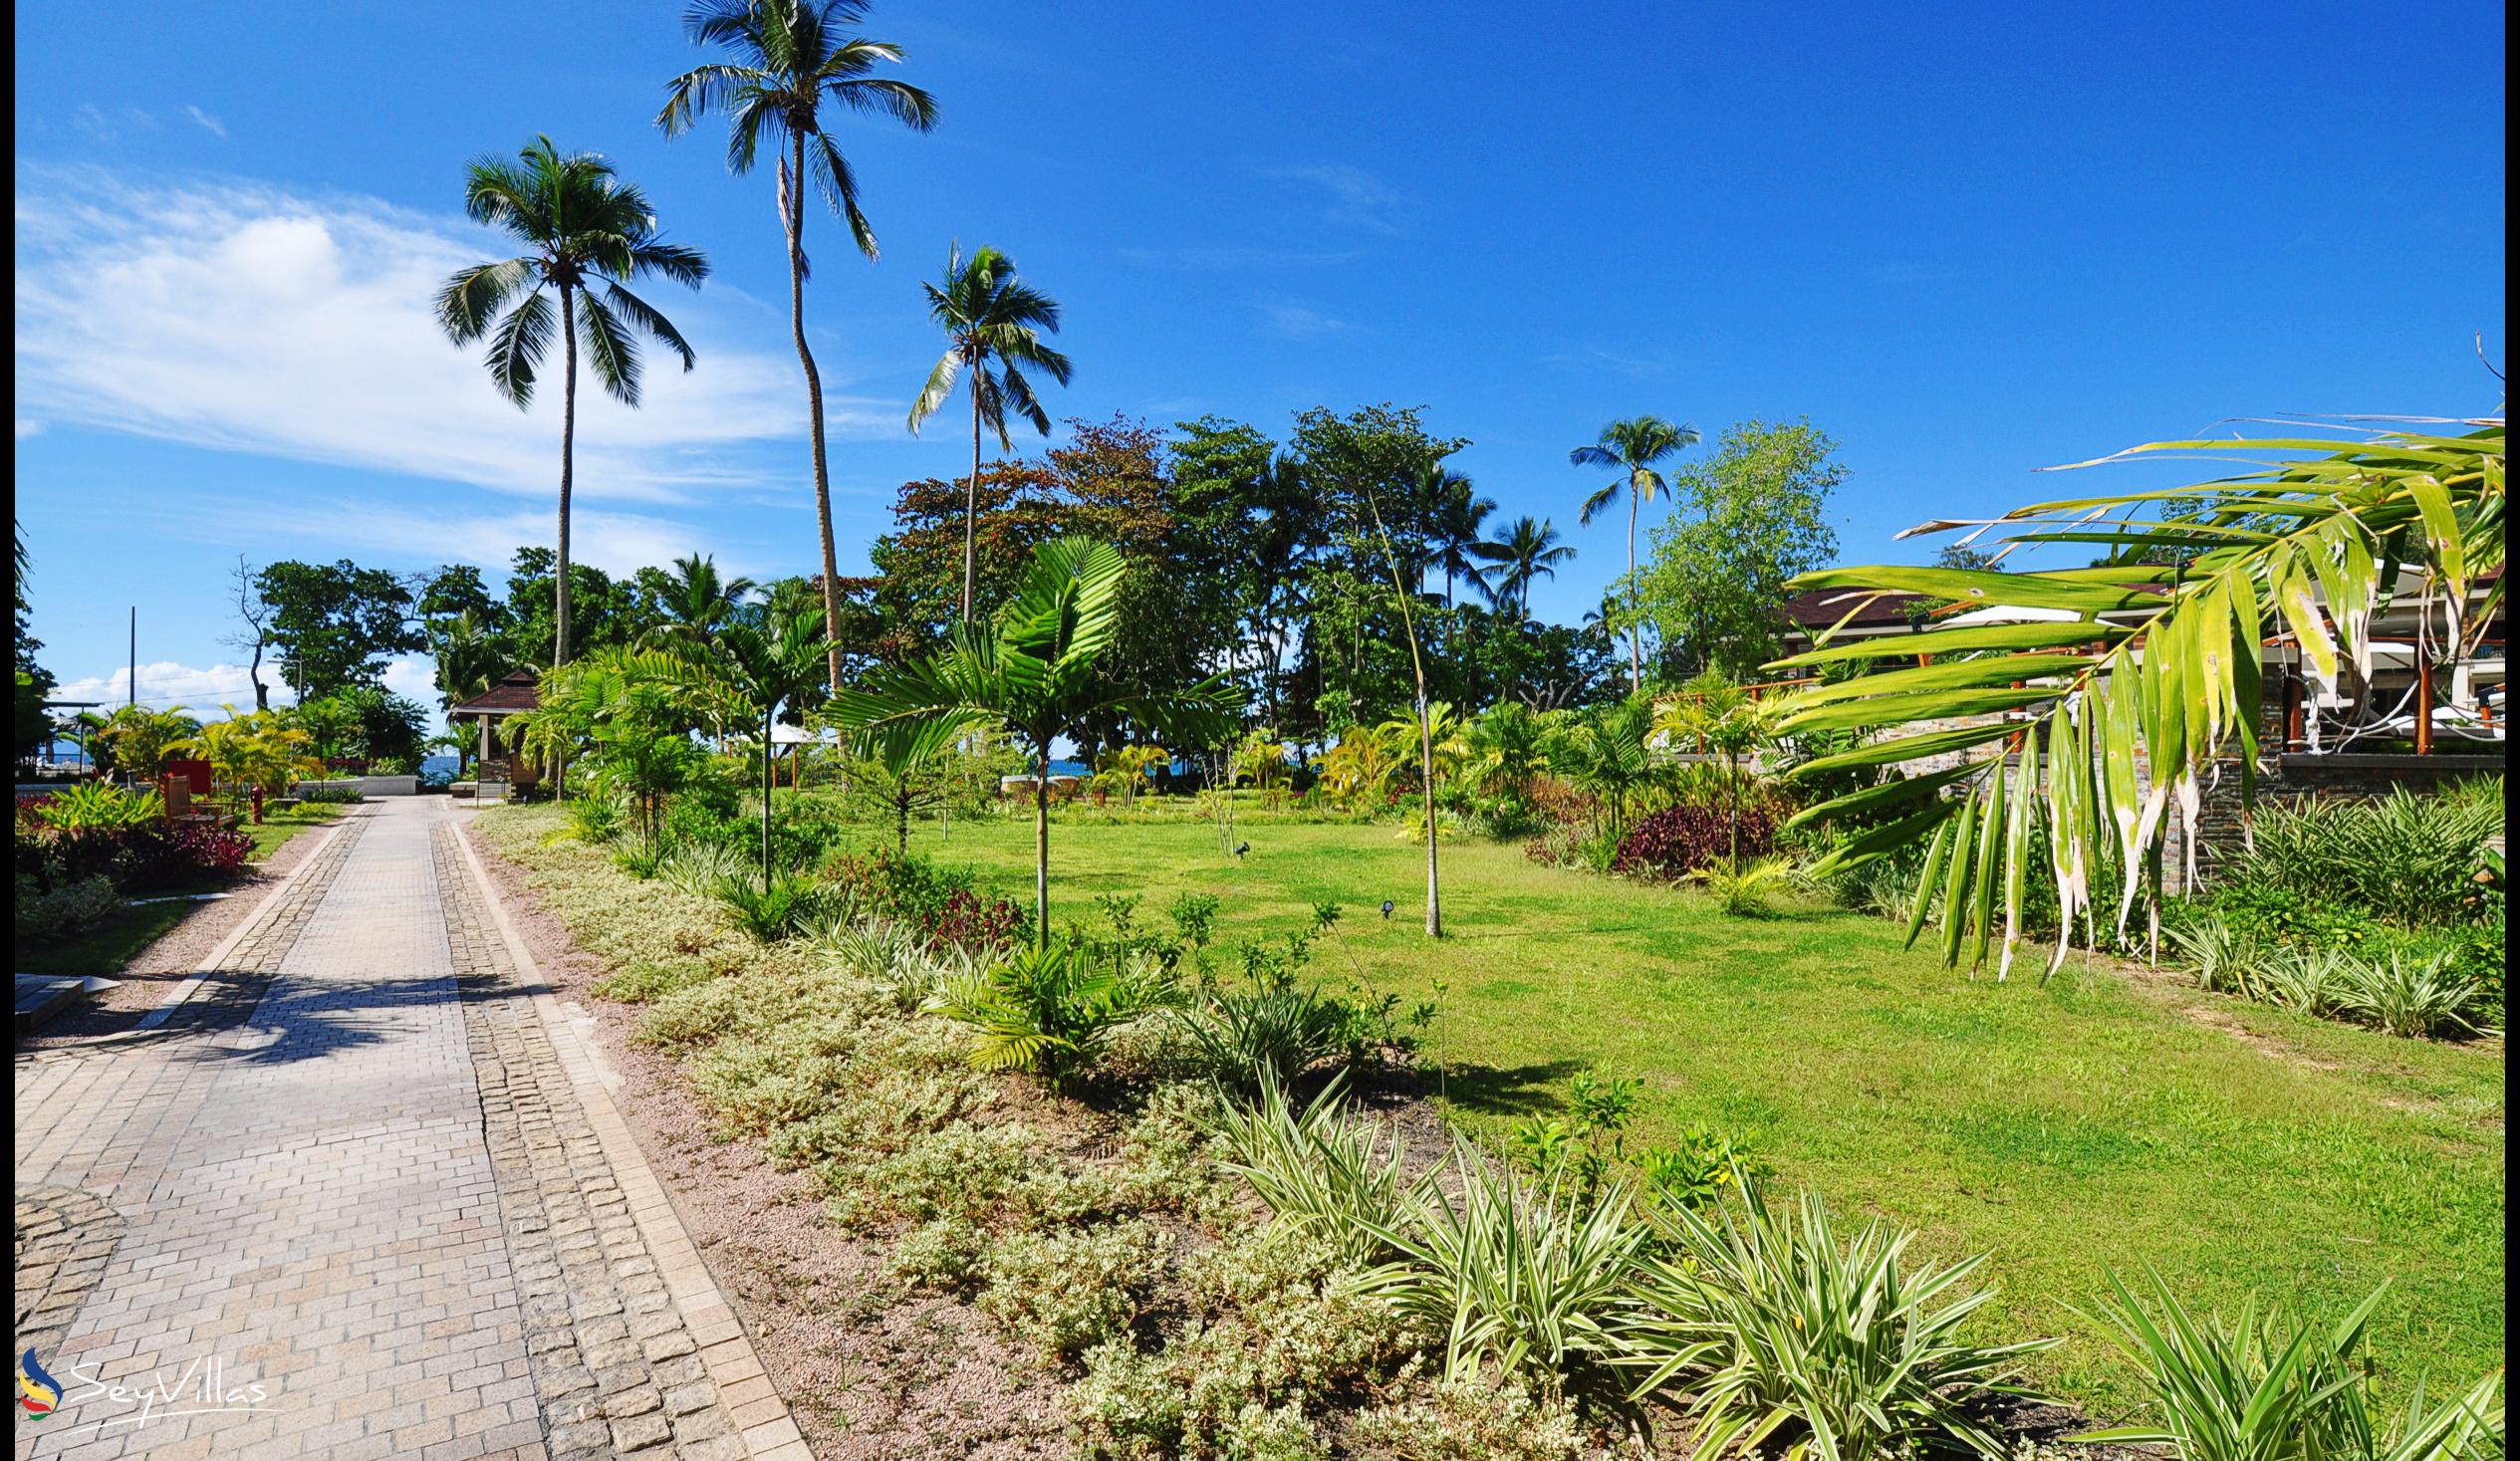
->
[1778,417,2506,977]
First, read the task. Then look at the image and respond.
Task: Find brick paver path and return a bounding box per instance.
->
[13,800,803,1461]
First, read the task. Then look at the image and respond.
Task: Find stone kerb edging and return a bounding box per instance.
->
[444,817,811,1461]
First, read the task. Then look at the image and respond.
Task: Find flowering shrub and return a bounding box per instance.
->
[1612,802,1778,879]
[26,822,254,893]
[826,845,1029,952]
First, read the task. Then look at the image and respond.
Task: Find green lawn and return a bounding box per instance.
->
[17,804,345,978]
[858,805,2505,1410]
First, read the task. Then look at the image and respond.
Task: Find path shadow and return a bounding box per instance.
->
[95,970,539,1068]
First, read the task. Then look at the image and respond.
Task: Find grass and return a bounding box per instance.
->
[16,804,346,978]
[854,804,2505,1413]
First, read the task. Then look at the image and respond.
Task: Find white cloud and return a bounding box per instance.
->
[49,658,283,713]
[15,418,42,438]
[1261,302,1351,340]
[48,655,451,731]
[1263,163,1410,235]
[13,169,895,507]
[184,106,228,138]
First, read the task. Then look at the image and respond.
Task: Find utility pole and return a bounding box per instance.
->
[128,606,137,708]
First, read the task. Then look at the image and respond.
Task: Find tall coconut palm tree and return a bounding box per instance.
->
[649,552,759,646]
[658,0,939,689]
[907,243,1075,622]
[1570,415,1698,689]
[1421,466,1498,609]
[1475,515,1576,619]
[435,137,708,672]
[830,540,1236,944]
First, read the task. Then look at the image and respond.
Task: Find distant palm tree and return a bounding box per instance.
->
[651,553,759,646]
[1475,515,1576,618]
[1420,466,1498,610]
[907,243,1075,622]
[1569,415,1698,689]
[830,540,1236,943]
[435,137,708,671]
[658,0,939,689]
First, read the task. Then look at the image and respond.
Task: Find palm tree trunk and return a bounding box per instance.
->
[1033,735,1052,948]
[785,135,844,692]
[760,707,775,890]
[963,371,982,621]
[1626,490,1641,691]
[1416,693,1441,938]
[557,286,579,674]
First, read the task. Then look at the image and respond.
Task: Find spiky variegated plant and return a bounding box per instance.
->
[907,242,1074,623]
[434,137,707,671]
[1773,415,2505,980]
[827,539,1239,944]
[658,0,938,689]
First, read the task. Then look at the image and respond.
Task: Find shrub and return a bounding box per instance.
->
[890,1215,991,1292]
[14,873,123,942]
[294,784,367,805]
[1622,1181,2051,1461]
[711,869,834,942]
[2253,947,2363,1021]
[932,936,1167,1087]
[1067,1226,1409,1461]
[567,794,625,845]
[2220,783,2503,927]
[1357,1141,1649,1399]
[826,1119,1040,1231]
[31,782,164,832]
[1202,1077,1424,1267]
[978,1219,1174,1361]
[1637,1127,1774,1216]
[2342,952,2495,1040]
[34,821,251,893]
[1178,984,1351,1091]
[825,844,1028,952]
[1690,853,1797,917]
[2073,1272,2506,1461]
[1346,1376,1593,1461]
[1612,801,1778,880]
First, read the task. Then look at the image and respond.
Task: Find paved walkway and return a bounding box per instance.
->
[14,800,803,1461]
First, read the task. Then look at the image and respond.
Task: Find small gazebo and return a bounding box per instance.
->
[449,670,542,799]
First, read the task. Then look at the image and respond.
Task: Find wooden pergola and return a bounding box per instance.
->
[448,670,542,794]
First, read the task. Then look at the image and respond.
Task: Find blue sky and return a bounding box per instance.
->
[14,1,2506,719]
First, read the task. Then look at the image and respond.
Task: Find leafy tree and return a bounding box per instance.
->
[1476,515,1576,619]
[256,560,423,697]
[832,539,1238,944]
[502,548,669,665]
[15,523,58,762]
[1775,414,2504,978]
[1636,418,1845,679]
[659,0,939,689]
[435,136,707,670]
[1168,424,1320,728]
[426,610,507,719]
[1571,415,1698,689]
[908,243,1075,621]
[298,687,430,768]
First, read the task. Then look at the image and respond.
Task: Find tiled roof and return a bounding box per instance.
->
[451,670,541,716]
